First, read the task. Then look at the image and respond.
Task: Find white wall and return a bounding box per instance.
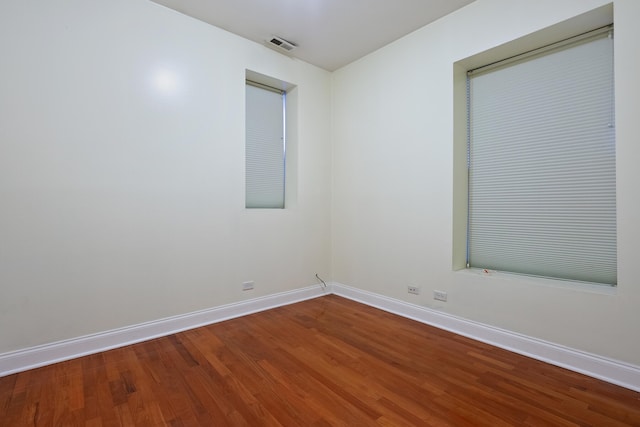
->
[2,0,638,371]
[332,0,640,366]
[0,0,332,354]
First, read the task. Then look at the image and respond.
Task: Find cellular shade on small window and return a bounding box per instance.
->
[245,82,285,209]
[467,26,616,285]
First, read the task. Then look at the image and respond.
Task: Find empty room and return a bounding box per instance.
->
[1,0,639,425]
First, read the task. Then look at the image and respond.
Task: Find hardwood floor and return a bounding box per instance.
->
[1,295,639,426]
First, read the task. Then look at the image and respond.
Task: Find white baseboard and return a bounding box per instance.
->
[332,282,640,393]
[2,281,638,394]
[0,284,329,377]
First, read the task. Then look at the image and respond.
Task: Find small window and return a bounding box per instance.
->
[245,81,286,209]
[467,26,616,285]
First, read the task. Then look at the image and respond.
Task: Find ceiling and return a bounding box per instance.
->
[150,0,476,71]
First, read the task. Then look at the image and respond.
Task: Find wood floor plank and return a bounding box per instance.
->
[1,295,639,426]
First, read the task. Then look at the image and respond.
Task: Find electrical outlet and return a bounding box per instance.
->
[242,281,254,291]
[433,290,448,302]
[408,285,420,295]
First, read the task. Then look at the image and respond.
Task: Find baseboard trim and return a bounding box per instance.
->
[332,282,640,393]
[3,282,639,393]
[0,284,329,377]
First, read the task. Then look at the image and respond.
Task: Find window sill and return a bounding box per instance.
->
[455,268,617,296]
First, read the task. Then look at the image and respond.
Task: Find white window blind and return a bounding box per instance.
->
[245,82,285,209]
[467,26,616,285]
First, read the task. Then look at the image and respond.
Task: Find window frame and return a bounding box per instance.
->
[451,9,617,287]
[467,27,617,286]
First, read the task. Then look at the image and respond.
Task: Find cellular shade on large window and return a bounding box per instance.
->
[467,26,616,285]
[245,81,286,209]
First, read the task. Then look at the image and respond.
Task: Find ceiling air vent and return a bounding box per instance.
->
[268,36,297,52]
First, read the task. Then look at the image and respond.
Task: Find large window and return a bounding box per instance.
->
[245,81,286,209]
[466,26,616,285]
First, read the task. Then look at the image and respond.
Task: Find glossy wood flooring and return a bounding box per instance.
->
[1,295,639,426]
